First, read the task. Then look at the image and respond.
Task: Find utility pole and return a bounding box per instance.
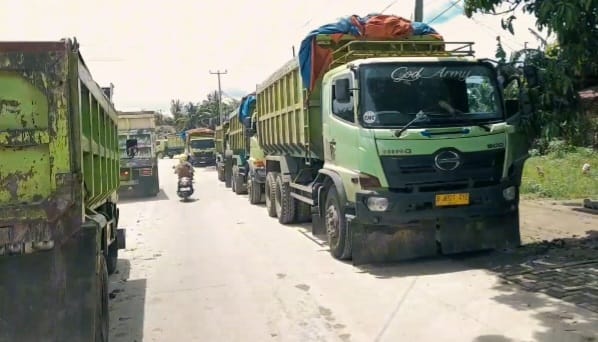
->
[209,69,227,125]
[414,0,423,22]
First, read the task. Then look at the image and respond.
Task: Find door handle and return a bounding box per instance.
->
[329,139,336,146]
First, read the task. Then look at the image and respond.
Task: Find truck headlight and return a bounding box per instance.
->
[367,197,389,212]
[503,186,517,201]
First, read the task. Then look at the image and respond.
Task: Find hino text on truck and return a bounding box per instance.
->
[243,14,538,264]
[0,38,126,341]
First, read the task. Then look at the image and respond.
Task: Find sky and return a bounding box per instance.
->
[1,0,549,116]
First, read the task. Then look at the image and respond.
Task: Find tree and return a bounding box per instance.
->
[464,0,598,149]
[463,0,598,83]
[169,91,241,131]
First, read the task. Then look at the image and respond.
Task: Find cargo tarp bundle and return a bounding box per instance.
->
[184,127,214,142]
[298,14,443,91]
[238,93,256,124]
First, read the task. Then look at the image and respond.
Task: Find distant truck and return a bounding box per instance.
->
[251,14,538,264]
[118,111,160,197]
[225,93,267,203]
[185,127,216,166]
[164,134,186,158]
[215,121,230,184]
[0,38,125,341]
[156,137,167,158]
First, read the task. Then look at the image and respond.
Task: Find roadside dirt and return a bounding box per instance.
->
[463,200,598,314]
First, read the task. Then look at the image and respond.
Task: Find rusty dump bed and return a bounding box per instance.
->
[0,39,119,253]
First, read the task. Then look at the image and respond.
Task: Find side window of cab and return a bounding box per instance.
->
[331,76,355,123]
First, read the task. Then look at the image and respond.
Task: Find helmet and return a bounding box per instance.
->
[180,154,188,162]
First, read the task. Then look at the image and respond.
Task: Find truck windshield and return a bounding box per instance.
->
[190,139,215,149]
[359,63,503,128]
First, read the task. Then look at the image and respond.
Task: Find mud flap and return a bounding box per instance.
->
[0,222,102,342]
[350,220,438,266]
[311,206,326,236]
[117,228,126,249]
[437,211,521,254]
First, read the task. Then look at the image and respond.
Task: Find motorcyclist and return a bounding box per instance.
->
[174,154,194,192]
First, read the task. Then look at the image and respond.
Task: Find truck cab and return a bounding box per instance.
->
[185,128,216,167]
[319,40,532,262]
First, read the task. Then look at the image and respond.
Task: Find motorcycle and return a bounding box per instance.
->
[177,177,194,201]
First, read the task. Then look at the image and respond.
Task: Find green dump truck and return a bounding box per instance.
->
[0,38,125,341]
[215,121,230,184]
[185,128,216,166]
[118,111,160,197]
[225,93,267,203]
[156,137,167,158]
[255,20,537,264]
[165,133,185,158]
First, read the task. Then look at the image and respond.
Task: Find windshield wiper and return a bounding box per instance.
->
[394,111,429,137]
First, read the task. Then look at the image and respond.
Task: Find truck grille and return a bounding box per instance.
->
[380,149,505,192]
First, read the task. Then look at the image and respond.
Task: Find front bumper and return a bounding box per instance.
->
[191,154,215,166]
[350,181,521,264]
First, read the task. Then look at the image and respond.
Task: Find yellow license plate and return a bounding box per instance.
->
[435,193,470,207]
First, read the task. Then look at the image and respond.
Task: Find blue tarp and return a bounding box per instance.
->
[238,94,256,123]
[298,14,440,90]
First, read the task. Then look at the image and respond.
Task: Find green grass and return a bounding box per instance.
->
[520,147,598,200]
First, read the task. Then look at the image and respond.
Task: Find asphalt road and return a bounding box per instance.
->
[109,159,598,342]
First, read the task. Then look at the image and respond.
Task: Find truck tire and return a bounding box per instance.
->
[224,159,232,188]
[106,240,118,275]
[234,168,247,195]
[265,172,278,217]
[324,186,352,260]
[275,174,295,224]
[231,166,237,193]
[95,255,109,342]
[217,167,225,182]
[248,175,262,204]
[296,201,312,223]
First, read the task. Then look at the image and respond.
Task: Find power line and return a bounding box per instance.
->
[427,0,462,24]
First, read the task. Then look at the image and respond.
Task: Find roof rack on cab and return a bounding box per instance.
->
[314,34,475,68]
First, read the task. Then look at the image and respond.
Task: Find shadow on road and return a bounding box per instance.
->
[109,259,147,342]
[119,189,170,203]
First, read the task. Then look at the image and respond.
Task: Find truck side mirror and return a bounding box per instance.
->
[334,79,351,103]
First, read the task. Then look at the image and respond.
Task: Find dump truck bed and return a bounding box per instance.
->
[227,108,248,154]
[0,40,119,224]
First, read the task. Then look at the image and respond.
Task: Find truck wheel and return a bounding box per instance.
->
[231,166,237,193]
[224,164,232,188]
[296,201,312,223]
[217,167,225,182]
[265,172,278,217]
[234,169,247,195]
[106,240,118,275]
[248,176,262,204]
[95,255,109,342]
[324,186,351,260]
[275,174,295,224]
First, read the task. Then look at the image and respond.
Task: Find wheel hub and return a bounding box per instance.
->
[326,204,339,246]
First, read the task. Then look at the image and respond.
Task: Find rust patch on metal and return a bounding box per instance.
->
[0,166,36,201]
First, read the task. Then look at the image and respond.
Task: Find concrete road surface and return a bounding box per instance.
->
[109,159,598,342]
